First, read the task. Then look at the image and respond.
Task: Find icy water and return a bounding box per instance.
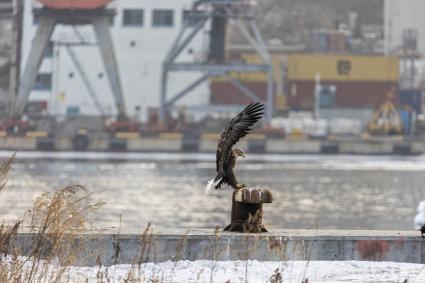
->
[1,151,425,230]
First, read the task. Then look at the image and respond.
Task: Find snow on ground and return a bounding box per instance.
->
[4,258,425,283]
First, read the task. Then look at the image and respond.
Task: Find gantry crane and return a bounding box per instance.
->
[10,0,127,121]
[160,0,274,123]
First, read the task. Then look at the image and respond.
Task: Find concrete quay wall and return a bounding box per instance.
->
[1,135,425,155]
[12,229,424,266]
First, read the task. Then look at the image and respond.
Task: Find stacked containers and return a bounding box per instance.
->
[209,52,283,106]
[327,31,348,52]
[210,82,273,105]
[310,30,348,53]
[399,89,423,114]
[310,30,328,52]
[399,89,423,134]
[287,54,399,110]
[398,109,413,134]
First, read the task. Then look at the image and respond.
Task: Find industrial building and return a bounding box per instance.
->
[287,54,399,109]
[1,0,425,153]
[20,0,208,121]
[209,47,284,108]
[384,0,425,54]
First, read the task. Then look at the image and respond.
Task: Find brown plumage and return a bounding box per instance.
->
[205,102,265,191]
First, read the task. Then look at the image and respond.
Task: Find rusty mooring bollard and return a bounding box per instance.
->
[223,187,273,233]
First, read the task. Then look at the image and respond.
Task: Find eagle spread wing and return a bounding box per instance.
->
[217,102,264,173]
[205,102,264,192]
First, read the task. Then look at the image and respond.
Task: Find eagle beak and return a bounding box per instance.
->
[241,152,246,159]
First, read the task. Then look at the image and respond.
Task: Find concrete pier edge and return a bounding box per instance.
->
[12,229,424,266]
[2,136,425,155]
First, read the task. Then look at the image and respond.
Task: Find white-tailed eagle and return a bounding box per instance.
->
[205,102,264,192]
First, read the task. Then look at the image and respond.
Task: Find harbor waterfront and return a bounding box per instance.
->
[7,229,425,265]
[3,0,425,281]
[1,135,425,155]
[1,151,424,230]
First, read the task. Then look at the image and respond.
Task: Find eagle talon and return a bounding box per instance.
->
[236,184,247,190]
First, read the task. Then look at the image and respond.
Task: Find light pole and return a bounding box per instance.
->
[314,73,321,120]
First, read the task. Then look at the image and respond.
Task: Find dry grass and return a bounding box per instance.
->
[0,154,104,283]
[0,154,318,283]
[1,154,404,283]
[0,153,14,193]
[0,154,174,282]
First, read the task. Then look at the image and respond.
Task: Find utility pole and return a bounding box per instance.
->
[314,73,321,120]
[7,0,23,118]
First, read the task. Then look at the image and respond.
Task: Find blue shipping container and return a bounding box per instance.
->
[398,109,412,135]
[399,89,423,114]
[67,106,80,115]
[311,30,328,52]
[319,85,336,107]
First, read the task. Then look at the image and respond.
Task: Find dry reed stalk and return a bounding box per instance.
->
[0,154,310,283]
[123,223,157,282]
[0,154,104,283]
[21,185,104,282]
[0,153,15,193]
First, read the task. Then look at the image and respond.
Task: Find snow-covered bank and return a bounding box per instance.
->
[4,258,425,283]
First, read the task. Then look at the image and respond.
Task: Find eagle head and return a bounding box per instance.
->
[233,148,245,159]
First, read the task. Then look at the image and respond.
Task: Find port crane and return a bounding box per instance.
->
[3,0,130,134]
[160,0,274,123]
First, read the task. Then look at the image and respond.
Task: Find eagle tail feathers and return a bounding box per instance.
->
[205,176,223,194]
